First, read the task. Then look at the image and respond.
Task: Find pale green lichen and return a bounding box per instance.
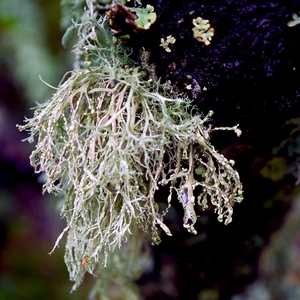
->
[288,13,300,27]
[18,0,243,292]
[192,17,215,45]
[160,35,176,52]
[131,4,157,30]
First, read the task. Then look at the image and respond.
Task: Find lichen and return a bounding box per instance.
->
[192,17,215,45]
[288,13,300,27]
[160,35,176,52]
[18,0,243,292]
[131,4,157,30]
[108,3,156,38]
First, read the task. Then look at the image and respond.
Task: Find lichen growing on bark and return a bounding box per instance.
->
[192,16,215,45]
[18,0,243,292]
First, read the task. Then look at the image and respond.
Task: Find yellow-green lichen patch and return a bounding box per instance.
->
[192,17,215,45]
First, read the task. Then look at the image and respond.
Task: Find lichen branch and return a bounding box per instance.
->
[18,8,243,291]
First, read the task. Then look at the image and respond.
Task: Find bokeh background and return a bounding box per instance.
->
[1,1,300,299]
[0,1,93,299]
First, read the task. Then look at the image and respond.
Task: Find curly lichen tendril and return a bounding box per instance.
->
[17,12,243,291]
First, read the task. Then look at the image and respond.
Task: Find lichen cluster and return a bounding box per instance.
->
[160,35,176,52]
[192,16,215,45]
[18,0,243,292]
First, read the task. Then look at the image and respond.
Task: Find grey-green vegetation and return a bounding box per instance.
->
[18,0,243,296]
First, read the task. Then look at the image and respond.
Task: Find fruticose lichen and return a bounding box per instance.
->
[18,0,243,293]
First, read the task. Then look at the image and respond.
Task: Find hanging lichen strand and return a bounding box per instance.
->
[18,1,243,291]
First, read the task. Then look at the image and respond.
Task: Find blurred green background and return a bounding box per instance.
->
[0,0,94,299]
